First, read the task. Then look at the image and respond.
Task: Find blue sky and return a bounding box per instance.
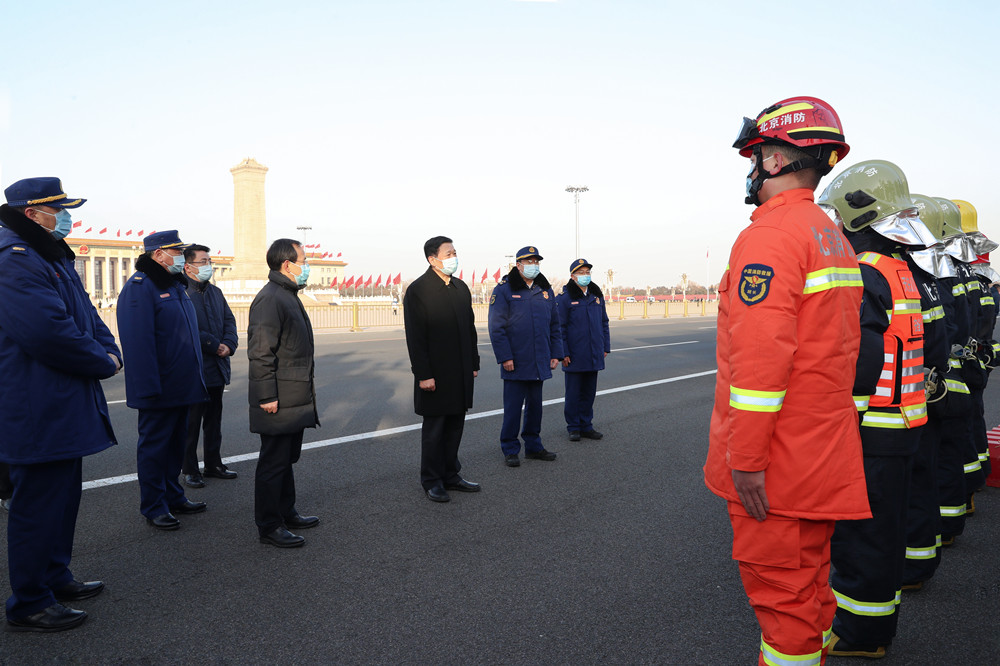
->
[2,0,997,287]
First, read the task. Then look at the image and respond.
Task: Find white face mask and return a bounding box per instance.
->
[439,256,459,276]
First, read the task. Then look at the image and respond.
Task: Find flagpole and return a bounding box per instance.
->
[706,247,710,301]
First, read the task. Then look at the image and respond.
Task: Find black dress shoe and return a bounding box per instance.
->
[7,604,87,633]
[53,580,105,602]
[525,449,557,461]
[183,473,205,488]
[445,477,482,493]
[260,526,305,548]
[568,431,581,441]
[203,465,238,480]
[170,499,207,514]
[504,454,520,467]
[284,513,320,529]
[146,513,180,530]
[425,485,450,502]
[580,429,604,440]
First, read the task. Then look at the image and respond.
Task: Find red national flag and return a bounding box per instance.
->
[345,276,355,288]
[480,269,487,284]
[72,221,82,228]
[125,230,133,236]
[332,276,338,287]
[337,252,342,258]
[99,227,107,234]
[137,230,144,236]
[458,270,464,281]
[365,275,373,287]
[85,227,92,233]
[116,230,121,237]
[394,272,401,285]
[493,267,501,282]
[216,250,222,255]
[375,274,383,288]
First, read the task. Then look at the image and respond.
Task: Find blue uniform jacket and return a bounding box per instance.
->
[556,279,610,373]
[0,206,120,464]
[489,268,563,381]
[186,277,238,387]
[117,254,208,409]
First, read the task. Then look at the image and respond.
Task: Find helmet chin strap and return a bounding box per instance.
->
[745,144,825,206]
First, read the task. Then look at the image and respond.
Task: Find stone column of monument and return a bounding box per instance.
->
[228,157,270,284]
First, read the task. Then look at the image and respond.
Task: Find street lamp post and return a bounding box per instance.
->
[565,186,589,258]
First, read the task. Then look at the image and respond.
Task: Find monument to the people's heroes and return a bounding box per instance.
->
[217,157,271,295]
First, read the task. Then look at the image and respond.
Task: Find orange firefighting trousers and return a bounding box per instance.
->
[729,503,836,665]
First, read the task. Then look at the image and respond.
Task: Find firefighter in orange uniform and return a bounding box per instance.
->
[704,97,871,666]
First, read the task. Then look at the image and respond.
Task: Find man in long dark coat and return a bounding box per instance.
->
[247,239,320,547]
[404,236,481,503]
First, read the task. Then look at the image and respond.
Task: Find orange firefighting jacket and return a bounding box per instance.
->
[704,189,872,520]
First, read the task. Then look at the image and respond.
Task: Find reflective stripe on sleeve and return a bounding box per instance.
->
[760,637,821,666]
[981,296,995,307]
[729,386,786,413]
[944,379,970,394]
[833,589,897,617]
[802,267,863,294]
[940,504,967,517]
[923,305,945,322]
[953,283,967,296]
[980,451,990,462]
[853,395,870,411]
[964,460,982,474]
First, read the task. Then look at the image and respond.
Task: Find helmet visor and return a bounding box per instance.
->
[870,208,938,247]
[942,235,978,262]
[733,116,759,151]
[909,246,958,279]
[967,231,999,255]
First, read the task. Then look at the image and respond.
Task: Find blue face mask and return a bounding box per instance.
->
[521,264,540,280]
[576,274,592,287]
[167,252,186,274]
[196,264,214,282]
[292,261,310,286]
[439,256,459,276]
[35,209,74,240]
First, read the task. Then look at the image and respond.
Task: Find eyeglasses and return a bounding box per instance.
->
[188,259,213,266]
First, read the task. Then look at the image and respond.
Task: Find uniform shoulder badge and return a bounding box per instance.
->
[543,291,549,299]
[595,298,600,304]
[738,263,774,306]
[490,294,496,305]
[11,246,27,252]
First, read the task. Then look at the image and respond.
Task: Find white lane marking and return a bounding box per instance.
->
[82,369,717,491]
[478,340,699,350]
[106,389,231,406]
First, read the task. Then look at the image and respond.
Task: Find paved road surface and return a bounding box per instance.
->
[2,317,997,664]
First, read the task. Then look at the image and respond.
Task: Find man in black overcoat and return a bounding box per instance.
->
[403,236,482,502]
[247,239,320,547]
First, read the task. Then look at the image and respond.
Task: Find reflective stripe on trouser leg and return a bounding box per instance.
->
[936,414,968,539]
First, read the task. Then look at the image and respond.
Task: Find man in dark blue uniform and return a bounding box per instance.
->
[182,244,239,488]
[556,258,611,442]
[0,177,122,632]
[117,231,209,530]
[488,246,562,467]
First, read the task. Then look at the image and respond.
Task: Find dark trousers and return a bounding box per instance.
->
[255,430,304,536]
[903,423,941,585]
[0,462,11,500]
[421,413,465,490]
[183,385,225,473]
[137,406,189,519]
[5,458,81,620]
[501,380,544,455]
[971,388,990,485]
[937,414,969,538]
[564,371,598,433]
[831,454,913,646]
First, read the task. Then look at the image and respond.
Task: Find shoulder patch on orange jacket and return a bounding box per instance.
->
[738,264,774,305]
